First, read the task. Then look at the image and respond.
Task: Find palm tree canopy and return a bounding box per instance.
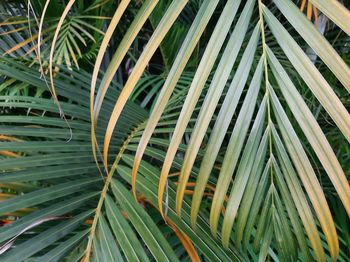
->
[0,0,349,261]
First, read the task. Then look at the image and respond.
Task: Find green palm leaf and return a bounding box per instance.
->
[1,0,349,260]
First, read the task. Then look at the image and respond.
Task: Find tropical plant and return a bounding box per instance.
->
[0,0,110,68]
[0,0,349,261]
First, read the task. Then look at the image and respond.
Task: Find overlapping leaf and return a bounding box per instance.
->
[1,0,349,260]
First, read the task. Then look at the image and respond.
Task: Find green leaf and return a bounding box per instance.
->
[210,57,264,237]
[132,0,221,199]
[191,24,261,228]
[263,5,350,142]
[36,229,89,262]
[273,0,350,91]
[271,125,324,261]
[271,156,313,261]
[97,215,124,261]
[116,163,245,261]
[0,178,100,215]
[1,210,93,262]
[157,0,243,217]
[103,0,189,168]
[176,0,256,218]
[111,180,179,262]
[221,128,268,248]
[267,46,350,219]
[0,192,98,243]
[269,85,339,259]
[105,195,150,262]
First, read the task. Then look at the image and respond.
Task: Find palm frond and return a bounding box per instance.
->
[1,0,349,260]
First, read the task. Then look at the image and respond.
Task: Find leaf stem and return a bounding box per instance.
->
[258,0,274,191]
[84,121,145,261]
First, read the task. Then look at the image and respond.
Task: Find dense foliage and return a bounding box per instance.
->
[0,0,349,261]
